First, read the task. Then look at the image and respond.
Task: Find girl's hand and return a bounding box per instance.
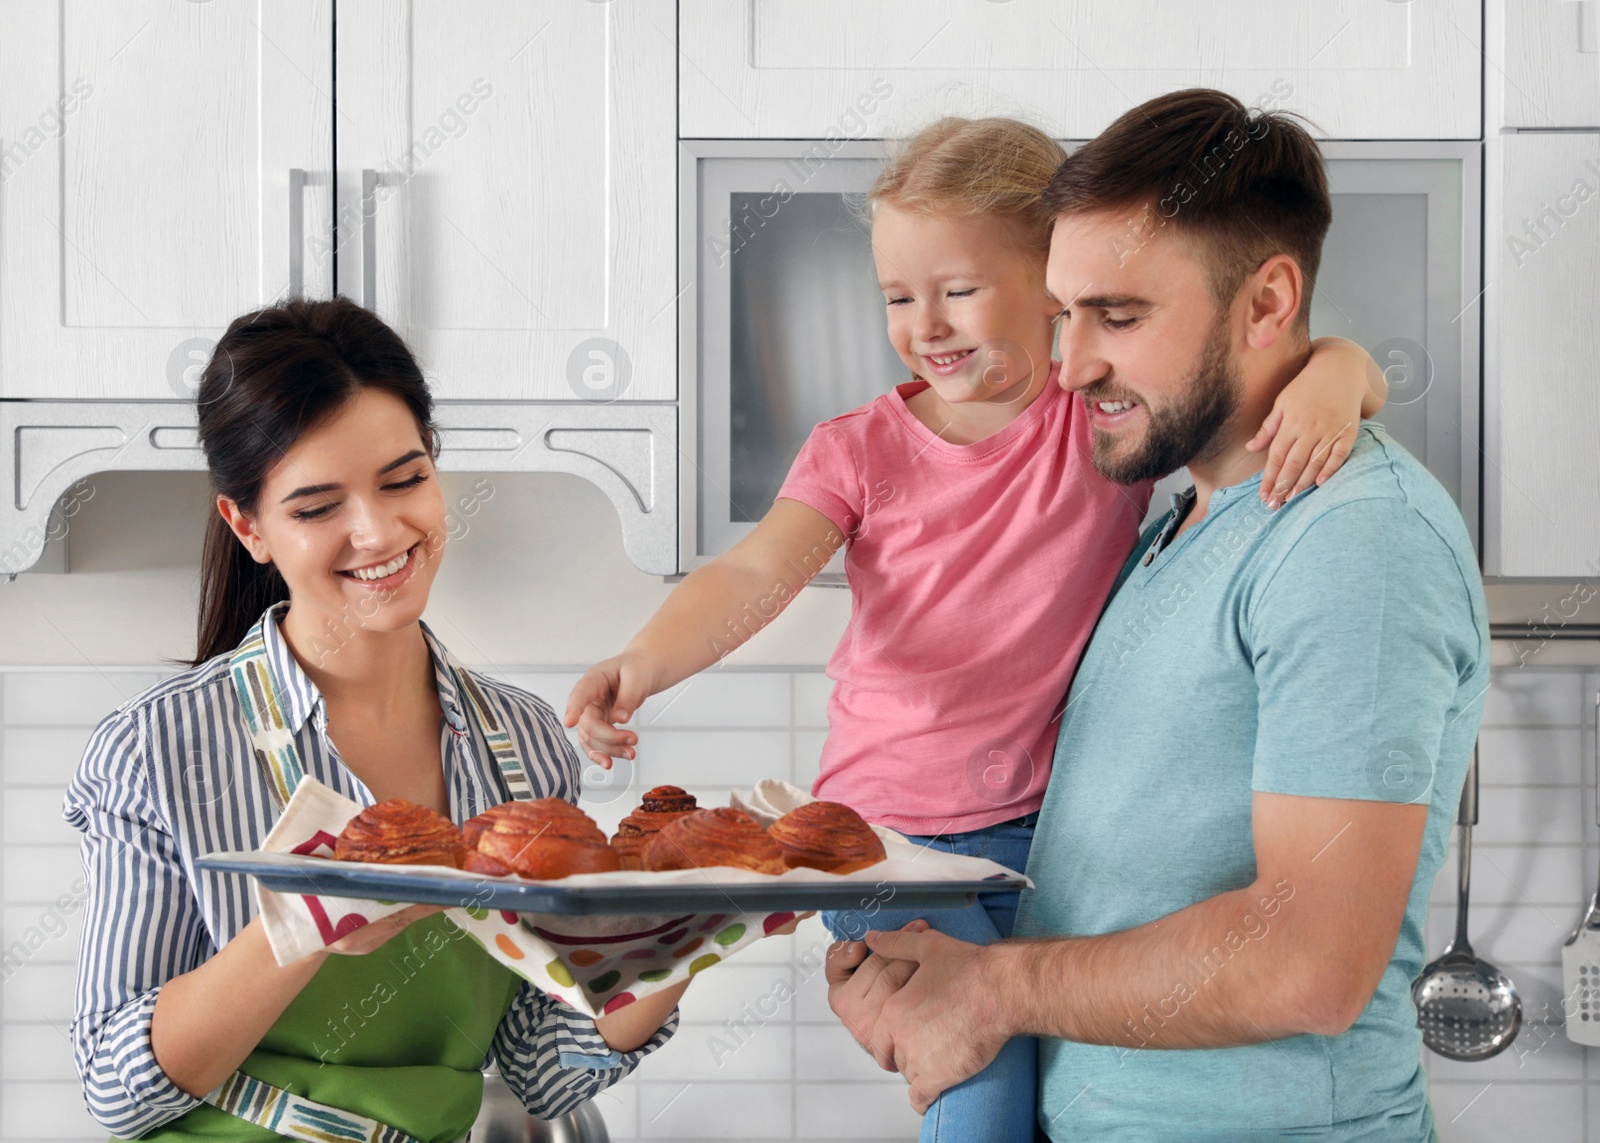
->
[1245,337,1384,509]
[565,651,657,769]
[324,903,445,956]
[1244,403,1358,509]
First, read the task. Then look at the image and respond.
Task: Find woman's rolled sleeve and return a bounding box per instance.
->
[62,709,204,1135]
[491,980,678,1120]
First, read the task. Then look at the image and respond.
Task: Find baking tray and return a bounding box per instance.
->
[198,851,1029,915]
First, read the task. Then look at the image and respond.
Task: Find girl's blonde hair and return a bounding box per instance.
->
[866,116,1067,260]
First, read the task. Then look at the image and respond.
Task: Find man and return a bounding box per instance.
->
[828,88,1488,1142]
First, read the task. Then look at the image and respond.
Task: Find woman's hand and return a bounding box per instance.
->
[154,908,436,1100]
[564,651,659,769]
[323,903,446,956]
[589,912,812,1052]
[593,978,690,1052]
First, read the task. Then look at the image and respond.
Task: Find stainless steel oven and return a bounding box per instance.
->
[679,139,1481,575]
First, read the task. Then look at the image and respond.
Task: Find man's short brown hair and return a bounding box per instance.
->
[1041,88,1331,331]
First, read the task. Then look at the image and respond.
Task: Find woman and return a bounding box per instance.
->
[63,297,687,1141]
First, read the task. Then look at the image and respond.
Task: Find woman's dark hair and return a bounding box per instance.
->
[190,296,438,666]
[1040,88,1331,333]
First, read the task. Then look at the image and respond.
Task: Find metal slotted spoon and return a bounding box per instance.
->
[1412,747,1523,1060]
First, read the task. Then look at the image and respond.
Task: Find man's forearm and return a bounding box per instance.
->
[990,876,1327,1052]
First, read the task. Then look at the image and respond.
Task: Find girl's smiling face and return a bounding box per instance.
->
[219,387,447,636]
[872,204,1059,406]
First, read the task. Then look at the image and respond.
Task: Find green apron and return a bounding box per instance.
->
[123,615,535,1142]
[135,915,523,1143]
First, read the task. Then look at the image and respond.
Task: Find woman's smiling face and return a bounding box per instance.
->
[220,387,447,635]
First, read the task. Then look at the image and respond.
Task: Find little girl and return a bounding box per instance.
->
[566,117,1383,1140]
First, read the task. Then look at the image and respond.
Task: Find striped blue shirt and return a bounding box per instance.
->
[61,602,675,1137]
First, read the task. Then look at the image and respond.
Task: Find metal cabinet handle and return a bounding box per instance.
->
[360,169,378,309]
[289,168,306,298]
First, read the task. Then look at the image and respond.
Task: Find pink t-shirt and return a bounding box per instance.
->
[776,363,1153,835]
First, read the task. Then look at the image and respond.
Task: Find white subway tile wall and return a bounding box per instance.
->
[2,665,1596,1141]
[1425,667,1600,1142]
[1,671,160,1143]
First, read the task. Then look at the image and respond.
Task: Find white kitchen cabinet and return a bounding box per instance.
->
[333,0,677,402]
[0,1,681,577]
[0,0,334,400]
[1494,0,1600,129]
[1483,132,1600,577]
[680,0,1480,140]
[0,0,677,404]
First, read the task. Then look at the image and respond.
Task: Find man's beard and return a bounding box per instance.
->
[1084,318,1241,485]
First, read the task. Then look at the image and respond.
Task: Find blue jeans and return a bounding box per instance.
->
[823,813,1038,1143]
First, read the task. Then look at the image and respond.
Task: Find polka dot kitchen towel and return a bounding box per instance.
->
[235,776,1027,1018]
[452,903,798,1016]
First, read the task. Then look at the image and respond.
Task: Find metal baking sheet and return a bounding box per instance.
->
[198,851,1028,915]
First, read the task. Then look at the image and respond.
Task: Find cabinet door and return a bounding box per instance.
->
[1497,0,1600,128]
[335,1,676,401]
[681,0,1479,140]
[1484,133,1600,577]
[0,0,333,400]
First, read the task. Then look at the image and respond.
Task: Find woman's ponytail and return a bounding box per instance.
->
[193,512,289,665]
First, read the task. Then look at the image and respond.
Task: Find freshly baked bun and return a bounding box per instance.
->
[610,785,699,870]
[463,798,595,848]
[642,807,787,876]
[461,849,514,877]
[333,799,466,868]
[769,801,886,873]
[471,798,620,880]
[462,800,554,849]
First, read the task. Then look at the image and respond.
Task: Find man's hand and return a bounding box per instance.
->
[864,927,1014,1114]
[825,920,927,1069]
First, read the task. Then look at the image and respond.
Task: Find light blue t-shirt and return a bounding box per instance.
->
[1015,424,1488,1142]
